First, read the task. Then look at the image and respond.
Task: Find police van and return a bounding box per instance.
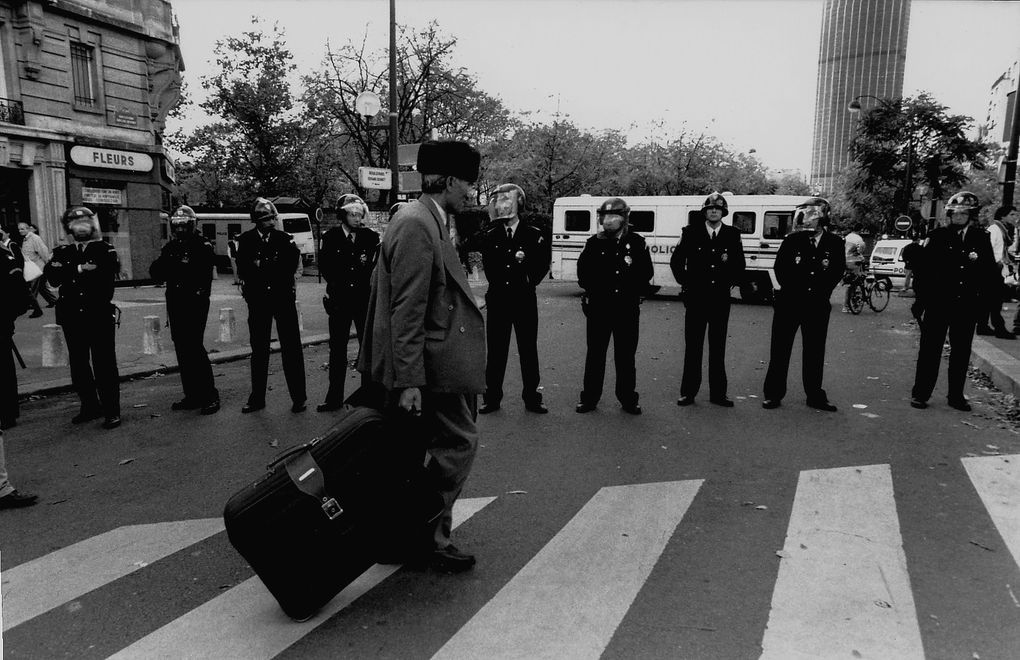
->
[550,194,814,300]
[188,212,316,271]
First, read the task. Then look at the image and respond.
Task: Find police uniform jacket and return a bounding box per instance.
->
[773,230,845,303]
[318,226,380,302]
[236,227,300,301]
[576,229,653,305]
[357,197,486,394]
[44,240,120,325]
[149,234,215,300]
[914,225,996,308]
[669,223,745,299]
[2,245,28,332]
[481,222,550,296]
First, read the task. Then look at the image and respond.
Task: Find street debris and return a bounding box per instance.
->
[269,440,279,448]
[755,505,768,510]
[775,549,790,559]
[506,490,528,495]
[960,421,981,429]
[969,540,995,552]
[1007,584,1019,608]
[874,600,891,609]
[83,473,95,478]
[852,404,868,409]
[132,404,148,409]
[149,413,162,418]
[118,458,135,466]
[860,412,880,419]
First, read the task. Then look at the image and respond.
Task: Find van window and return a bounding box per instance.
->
[687,210,704,226]
[731,211,755,234]
[565,210,590,232]
[160,223,168,240]
[227,223,242,240]
[763,211,794,239]
[630,210,654,233]
[201,224,216,241]
[283,217,311,234]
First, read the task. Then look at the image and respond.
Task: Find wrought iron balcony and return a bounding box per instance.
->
[0,98,25,125]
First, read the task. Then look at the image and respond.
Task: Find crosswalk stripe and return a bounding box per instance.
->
[759,464,923,659]
[108,496,496,660]
[1,518,224,632]
[962,454,1020,569]
[431,480,703,660]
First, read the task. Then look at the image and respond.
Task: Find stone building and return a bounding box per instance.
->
[0,0,182,279]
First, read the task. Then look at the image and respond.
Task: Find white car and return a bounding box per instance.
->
[868,238,913,288]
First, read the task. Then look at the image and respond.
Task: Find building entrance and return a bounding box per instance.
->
[0,167,31,236]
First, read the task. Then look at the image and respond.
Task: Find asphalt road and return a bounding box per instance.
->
[2,282,1019,659]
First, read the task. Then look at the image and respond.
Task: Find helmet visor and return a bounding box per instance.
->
[797,205,826,226]
[492,191,519,220]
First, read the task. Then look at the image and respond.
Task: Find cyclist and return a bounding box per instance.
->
[842,223,866,313]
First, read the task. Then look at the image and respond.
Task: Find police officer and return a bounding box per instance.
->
[762,197,844,412]
[575,197,653,415]
[149,205,220,415]
[479,184,550,415]
[236,197,306,413]
[1,226,29,430]
[671,192,746,407]
[910,191,997,411]
[316,194,379,412]
[44,207,122,429]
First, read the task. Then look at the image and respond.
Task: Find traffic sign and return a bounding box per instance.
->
[358,166,392,190]
[397,143,421,167]
[399,171,422,193]
[894,215,912,232]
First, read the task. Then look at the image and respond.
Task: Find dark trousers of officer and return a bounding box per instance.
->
[63,314,120,418]
[323,295,367,406]
[1,330,17,424]
[484,290,541,405]
[580,301,640,406]
[763,299,831,403]
[912,303,978,403]
[680,296,731,399]
[247,299,306,405]
[980,275,1009,332]
[169,297,217,405]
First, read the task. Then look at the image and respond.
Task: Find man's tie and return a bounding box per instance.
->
[77,243,85,256]
[507,227,513,241]
[711,230,717,242]
[810,236,817,250]
[348,232,355,245]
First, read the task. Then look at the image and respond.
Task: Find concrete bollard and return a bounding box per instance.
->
[219,308,236,343]
[41,323,68,367]
[142,315,162,355]
[296,301,304,332]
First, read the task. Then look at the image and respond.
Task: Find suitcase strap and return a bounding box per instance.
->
[284,450,344,521]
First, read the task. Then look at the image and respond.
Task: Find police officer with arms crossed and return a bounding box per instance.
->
[479,184,551,415]
[672,192,746,407]
[1,226,28,430]
[45,207,122,428]
[575,197,654,415]
[317,193,379,412]
[236,198,307,414]
[149,205,220,415]
[762,197,844,412]
[910,191,997,411]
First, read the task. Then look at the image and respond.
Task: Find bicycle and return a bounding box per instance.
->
[844,267,891,314]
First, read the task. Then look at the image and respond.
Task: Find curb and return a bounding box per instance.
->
[971,337,1020,400]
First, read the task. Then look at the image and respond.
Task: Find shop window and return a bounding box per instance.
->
[731,211,756,234]
[629,210,654,233]
[564,210,589,232]
[763,211,794,239]
[70,42,99,109]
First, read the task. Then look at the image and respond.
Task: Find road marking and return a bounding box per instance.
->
[109,496,496,660]
[431,480,702,660]
[1,518,224,632]
[759,464,923,660]
[962,454,1020,568]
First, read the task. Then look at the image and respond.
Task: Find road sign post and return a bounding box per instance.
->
[894,215,912,233]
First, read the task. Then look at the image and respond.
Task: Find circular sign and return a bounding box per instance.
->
[894,215,912,232]
[354,91,381,118]
[314,208,324,222]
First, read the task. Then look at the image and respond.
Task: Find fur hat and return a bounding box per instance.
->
[416,140,481,183]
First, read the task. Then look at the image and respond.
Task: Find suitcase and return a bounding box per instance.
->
[223,405,444,621]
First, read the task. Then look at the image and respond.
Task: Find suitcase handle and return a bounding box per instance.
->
[267,441,316,471]
[283,449,344,521]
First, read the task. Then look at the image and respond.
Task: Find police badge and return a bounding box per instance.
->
[968,251,978,261]
[795,256,801,265]
[515,250,525,262]
[721,253,728,262]
[360,253,368,264]
[822,258,829,267]
[624,255,633,266]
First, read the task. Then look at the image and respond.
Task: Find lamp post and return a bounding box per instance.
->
[848,95,914,217]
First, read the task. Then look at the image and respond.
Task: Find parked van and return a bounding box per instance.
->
[550,194,814,300]
[189,213,316,271]
[868,238,912,288]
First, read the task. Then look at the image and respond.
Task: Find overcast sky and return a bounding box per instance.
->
[170,0,1020,175]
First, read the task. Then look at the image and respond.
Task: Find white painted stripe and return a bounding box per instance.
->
[109,497,496,660]
[432,480,702,660]
[759,464,923,660]
[1,518,224,631]
[963,454,1020,569]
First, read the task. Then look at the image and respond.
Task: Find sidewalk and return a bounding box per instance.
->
[14,272,489,398]
[969,299,1020,400]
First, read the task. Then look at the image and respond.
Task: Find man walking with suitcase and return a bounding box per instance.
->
[359,140,485,572]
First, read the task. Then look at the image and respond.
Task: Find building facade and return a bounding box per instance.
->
[810,0,911,192]
[985,60,1018,148]
[0,0,182,280]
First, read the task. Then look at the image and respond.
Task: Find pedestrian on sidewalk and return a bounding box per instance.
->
[762,197,844,412]
[149,205,220,415]
[1,228,30,429]
[18,222,54,317]
[316,194,379,412]
[227,231,241,286]
[44,207,122,429]
[358,139,485,572]
[910,192,997,412]
[575,197,653,415]
[0,430,37,510]
[671,192,745,408]
[479,183,551,415]
[975,207,1016,339]
[236,198,306,414]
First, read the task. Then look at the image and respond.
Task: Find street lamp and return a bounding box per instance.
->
[848,94,913,216]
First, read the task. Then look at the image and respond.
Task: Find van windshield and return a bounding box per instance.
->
[282,217,311,234]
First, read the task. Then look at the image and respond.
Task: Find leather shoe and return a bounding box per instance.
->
[710,396,734,408]
[995,330,1017,340]
[72,410,103,424]
[909,398,928,409]
[975,326,995,336]
[575,401,597,413]
[478,402,501,414]
[761,399,781,409]
[171,398,202,411]
[0,490,38,509]
[676,395,695,406]
[947,398,972,412]
[807,400,838,412]
[316,402,342,413]
[102,416,121,430]
[622,403,642,415]
[428,544,476,572]
[291,401,307,414]
[524,402,548,414]
[241,401,265,414]
[200,399,221,415]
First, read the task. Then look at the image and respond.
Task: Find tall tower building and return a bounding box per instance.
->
[810,0,911,192]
